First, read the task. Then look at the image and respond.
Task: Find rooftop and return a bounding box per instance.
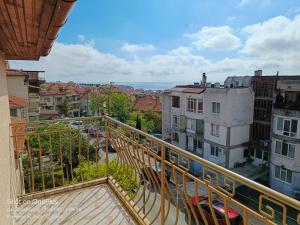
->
[9,95,28,109]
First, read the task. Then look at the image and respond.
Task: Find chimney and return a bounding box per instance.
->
[202,73,207,86]
[254,70,262,76]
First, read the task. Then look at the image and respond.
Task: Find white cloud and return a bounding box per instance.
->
[186,26,241,51]
[9,15,300,85]
[78,34,95,47]
[241,15,300,57]
[121,43,155,53]
[168,47,191,55]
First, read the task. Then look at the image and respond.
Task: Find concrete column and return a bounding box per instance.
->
[225,127,231,169]
[0,52,15,224]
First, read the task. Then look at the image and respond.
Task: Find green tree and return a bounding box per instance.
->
[90,90,106,116]
[111,93,132,122]
[136,114,141,130]
[56,99,71,117]
[142,110,162,133]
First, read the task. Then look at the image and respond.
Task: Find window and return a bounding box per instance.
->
[210,145,221,157]
[193,139,203,150]
[277,117,283,131]
[212,102,220,113]
[275,166,292,183]
[275,140,295,159]
[211,124,220,137]
[187,118,196,131]
[197,100,203,113]
[172,96,180,108]
[172,115,179,128]
[172,132,179,142]
[187,98,196,112]
[277,117,298,137]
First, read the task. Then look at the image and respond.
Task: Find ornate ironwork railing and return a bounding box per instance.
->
[10,116,300,225]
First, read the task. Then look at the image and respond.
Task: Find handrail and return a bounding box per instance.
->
[10,116,300,225]
[105,116,300,211]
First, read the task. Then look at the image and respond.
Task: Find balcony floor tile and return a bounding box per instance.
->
[15,185,137,225]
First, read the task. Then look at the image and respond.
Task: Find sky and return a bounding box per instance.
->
[10,0,300,84]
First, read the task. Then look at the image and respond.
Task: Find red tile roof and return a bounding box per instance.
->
[40,109,59,115]
[41,82,89,96]
[9,95,28,109]
[133,95,162,113]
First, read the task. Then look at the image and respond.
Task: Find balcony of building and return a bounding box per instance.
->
[10,116,300,225]
[274,91,300,112]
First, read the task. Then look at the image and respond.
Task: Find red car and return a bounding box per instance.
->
[185,196,243,225]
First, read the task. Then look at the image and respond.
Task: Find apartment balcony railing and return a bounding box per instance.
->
[274,102,300,111]
[10,116,300,225]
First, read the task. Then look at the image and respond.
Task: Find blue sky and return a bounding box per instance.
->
[11,0,300,83]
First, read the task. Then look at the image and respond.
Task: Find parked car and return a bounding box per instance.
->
[185,196,243,225]
[72,120,83,126]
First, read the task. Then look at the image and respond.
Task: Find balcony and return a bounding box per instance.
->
[10,116,300,225]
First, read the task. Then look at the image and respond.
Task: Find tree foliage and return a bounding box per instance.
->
[111,93,132,122]
[56,99,71,116]
[135,114,142,130]
[90,90,106,116]
[142,110,162,133]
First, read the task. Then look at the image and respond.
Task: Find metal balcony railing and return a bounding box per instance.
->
[10,116,300,225]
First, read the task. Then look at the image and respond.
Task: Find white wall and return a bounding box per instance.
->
[203,88,254,127]
[0,52,16,225]
[228,147,245,168]
[230,125,250,146]
[6,75,28,100]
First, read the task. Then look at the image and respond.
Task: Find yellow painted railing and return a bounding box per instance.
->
[10,116,300,225]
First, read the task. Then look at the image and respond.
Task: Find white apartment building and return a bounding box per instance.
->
[162,83,254,173]
[270,77,300,199]
[162,86,205,154]
[203,88,254,169]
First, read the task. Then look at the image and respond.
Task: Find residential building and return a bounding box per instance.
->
[25,71,45,121]
[163,77,254,174]
[8,95,28,118]
[270,76,300,199]
[40,82,88,117]
[227,71,300,197]
[6,69,29,119]
[203,87,254,169]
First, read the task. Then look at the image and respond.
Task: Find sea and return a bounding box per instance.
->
[114,82,189,91]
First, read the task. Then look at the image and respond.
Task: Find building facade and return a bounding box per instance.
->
[162,83,254,174]
[203,88,254,169]
[270,77,300,199]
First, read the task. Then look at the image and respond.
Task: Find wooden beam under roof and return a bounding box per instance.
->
[0,0,76,60]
